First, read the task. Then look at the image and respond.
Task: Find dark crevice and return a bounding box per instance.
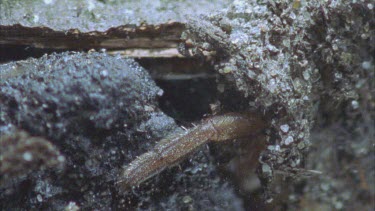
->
[137,58,218,123]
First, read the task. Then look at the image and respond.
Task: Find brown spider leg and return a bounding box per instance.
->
[208,118,221,141]
[118,112,266,189]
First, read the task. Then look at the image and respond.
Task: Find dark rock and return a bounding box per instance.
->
[0,52,242,210]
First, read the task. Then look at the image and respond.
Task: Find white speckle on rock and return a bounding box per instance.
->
[23,152,33,161]
[144,105,154,112]
[157,89,164,96]
[268,78,277,93]
[351,100,359,110]
[334,201,344,210]
[43,0,53,4]
[289,12,296,20]
[230,30,249,45]
[58,155,65,162]
[268,145,281,152]
[284,136,294,145]
[362,61,373,70]
[37,194,43,202]
[65,201,80,211]
[280,124,290,133]
[87,0,96,11]
[100,70,108,78]
[33,15,39,23]
[275,145,280,151]
[302,70,310,80]
[182,195,193,204]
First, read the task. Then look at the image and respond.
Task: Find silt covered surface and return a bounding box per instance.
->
[0,52,242,210]
[0,0,374,210]
[0,0,231,31]
[181,0,374,209]
[0,0,230,59]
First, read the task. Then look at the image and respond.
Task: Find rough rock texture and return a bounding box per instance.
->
[0,0,231,31]
[0,52,242,210]
[182,0,374,206]
[0,0,231,61]
[0,0,374,210]
[0,131,65,188]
